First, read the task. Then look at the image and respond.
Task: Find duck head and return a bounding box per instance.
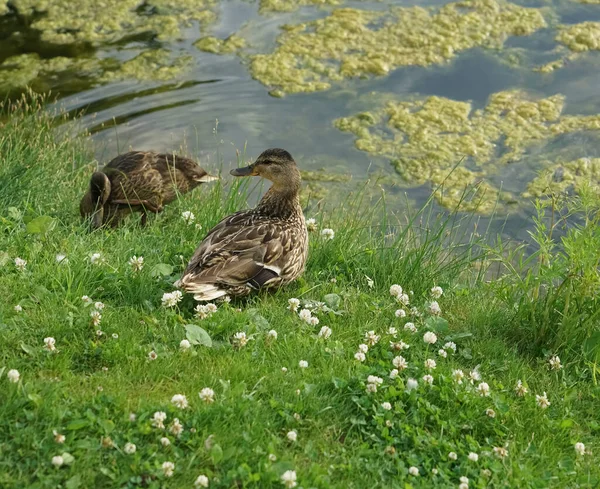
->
[231,148,300,191]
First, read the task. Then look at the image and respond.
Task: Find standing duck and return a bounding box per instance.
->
[177,148,308,301]
[79,151,217,229]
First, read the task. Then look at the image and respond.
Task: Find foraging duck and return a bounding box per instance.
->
[79,151,217,229]
[177,148,308,301]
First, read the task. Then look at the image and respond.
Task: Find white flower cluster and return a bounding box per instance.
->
[195,303,217,319]
[162,291,182,308]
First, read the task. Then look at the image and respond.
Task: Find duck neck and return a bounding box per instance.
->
[256,181,302,219]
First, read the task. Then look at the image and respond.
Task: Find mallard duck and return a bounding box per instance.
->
[79,151,217,229]
[177,148,308,301]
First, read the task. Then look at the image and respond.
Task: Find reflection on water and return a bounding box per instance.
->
[2,0,600,242]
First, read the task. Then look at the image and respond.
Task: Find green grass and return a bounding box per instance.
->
[1,96,599,489]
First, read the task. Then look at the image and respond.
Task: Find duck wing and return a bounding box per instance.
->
[180,212,294,298]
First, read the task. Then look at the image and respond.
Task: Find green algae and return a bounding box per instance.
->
[524,158,600,198]
[301,169,351,183]
[556,22,600,52]
[250,0,547,95]
[100,49,193,82]
[9,0,217,45]
[194,35,246,54]
[259,0,346,13]
[335,90,600,213]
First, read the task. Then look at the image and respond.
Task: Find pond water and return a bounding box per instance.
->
[2,0,600,240]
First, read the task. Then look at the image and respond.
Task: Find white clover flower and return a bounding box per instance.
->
[298,309,312,322]
[424,359,436,370]
[460,476,469,484]
[410,306,421,317]
[391,340,410,351]
[355,345,368,356]
[574,442,586,456]
[161,291,182,308]
[298,360,308,369]
[281,367,288,372]
[318,326,332,339]
[365,330,380,346]
[365,275,374,288]
[293,413,301,421]
[182,211,195,224]
[459,484,469,489]
[428,301,441,315]
[94,301,104,311]
[288,298,300,311]
[367,375,384,385]
[169,418,184,437]
[430,286,443,298]
[397,293,409,306]
[365,383,378,393]
[431,468,438,475]
[14,304,23,313]
[51,455,64,467]
[321,228,335,240]
[148,350,158,361]
[124,442,136,454]
[206,303,218,314]
[482,469,492,477]
[493,446,508,458]
[422,374,434,385]
[389,369,399,379]
[515,379,528,396]
[354,351,366,362]
[286,430,297,442]
[392,355,408,370]
[195,474,210,487]
[162,461,175,477]
[56,253,68,264]
[408,466,419,476]
[404,322,417,333]
[129,255,144,272]
[14,257,27,271]
[468,369,482,383]
[90,310,102,326]
[486,408,496,418]
[232,332,248,348]
[389,284,403,298]
[267,329,278,340]
[548,355,562,370]
[387,327,398,337]
[308,316,320,326]
[452,369,464,384]
[306,218,317,232]
[381,402,392,410]
[129,413,137,422]
[152,411,167,429]
[44,337,56,352]
[468,452,479,462]
[180,339,191,351]
[448,451,458,460]
[406,378,418,391]
[198,387,215,404]
[444,341,457,352]
[536,392,550,409]
[268,453,277,462]
[281,470,297,488]
[53,430,65,444]
[7,369,20,383]
[477,382,490,397]
[423,331,437,344]
[159,437,171,447]
[438,349,447,358]
[395,309,406,318]
[89,253,103,265]
[171,394,188,409]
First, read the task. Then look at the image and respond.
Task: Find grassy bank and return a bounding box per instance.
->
[1,97,599,489]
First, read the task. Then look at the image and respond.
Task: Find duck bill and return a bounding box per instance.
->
[230,165,256,177]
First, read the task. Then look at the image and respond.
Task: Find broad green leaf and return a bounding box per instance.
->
[324,293,341,310]
[66,419,89,430]
[246,308,269,330]
[150,263,174,277]
[20,342,34,356]
[210,443,223,464]
[66,475,82,489]
[26,215,56,234]
[583,332,600,361]
[424,316,449,333]
[0,251,9,266]
[28,393,43,407]
[98,419,115,434]
[61,452,75,465]
[185,324,212,347]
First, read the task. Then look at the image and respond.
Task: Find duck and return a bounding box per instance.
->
[177,148,308,301]
[79,151,217,229]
